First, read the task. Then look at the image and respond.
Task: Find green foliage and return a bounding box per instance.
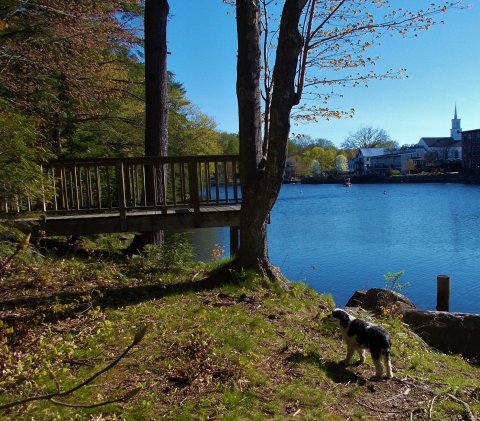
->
[384,270,410,292]
[310,159,321,176]
[0,101,53,203]
[334,154,348,173]
[303,146,337,173]
[218,132,239,155]
[129,233,195,273]
[387,168,401,176]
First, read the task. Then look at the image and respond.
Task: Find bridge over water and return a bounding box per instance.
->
[1,155,241,254]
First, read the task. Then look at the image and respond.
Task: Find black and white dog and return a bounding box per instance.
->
[327,308,393,379]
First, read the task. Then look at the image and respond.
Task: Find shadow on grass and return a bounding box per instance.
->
[285,351,362,384]
[0,265,240,326]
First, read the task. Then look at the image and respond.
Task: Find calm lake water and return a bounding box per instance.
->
[187,183,480,314]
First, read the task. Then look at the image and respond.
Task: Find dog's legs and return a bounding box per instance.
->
[383,353,393,379]
[373,357,384,379]
[341,344,355,365]
[358,349,366,364]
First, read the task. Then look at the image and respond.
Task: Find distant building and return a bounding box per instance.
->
[417,106,462,162]
[368,147,426,175]
[356,148,385,174]
[418,138,462,162]
[451,105,462,141]
[462,129,480,173]
[348,105,464,175]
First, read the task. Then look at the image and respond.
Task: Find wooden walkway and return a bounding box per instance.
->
[1,155,242,251]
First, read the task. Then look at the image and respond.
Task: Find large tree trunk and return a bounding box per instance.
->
[234,0,307,278]
[235,0,271,275]
[126,0,169,254]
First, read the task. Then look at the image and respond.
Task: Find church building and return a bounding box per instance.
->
[417,106,462,162]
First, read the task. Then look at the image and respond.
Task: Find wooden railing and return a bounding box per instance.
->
[1,155,241,218]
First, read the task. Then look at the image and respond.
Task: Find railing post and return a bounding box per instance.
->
[115,160,127,231]
[436,275,450,312]
[189,160,201,227]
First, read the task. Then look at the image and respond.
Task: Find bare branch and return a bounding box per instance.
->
[0,327,147,411]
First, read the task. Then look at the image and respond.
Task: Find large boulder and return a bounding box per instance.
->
[345,288,416,315]
[402,310,480,359]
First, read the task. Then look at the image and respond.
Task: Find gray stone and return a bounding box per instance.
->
[345,288,416,315]
[402,310,480,359]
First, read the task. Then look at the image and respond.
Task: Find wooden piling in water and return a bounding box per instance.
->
[436,275,450,312]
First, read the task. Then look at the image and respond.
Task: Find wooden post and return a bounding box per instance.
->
[230,226,240,257]
[436,275,450,312]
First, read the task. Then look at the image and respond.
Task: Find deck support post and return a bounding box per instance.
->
[230,226,240,257]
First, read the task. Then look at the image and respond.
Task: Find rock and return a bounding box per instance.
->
[345,290,366,307]
[345,288,416,315]
[402,310,480,359]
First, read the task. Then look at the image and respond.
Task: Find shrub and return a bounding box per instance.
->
[129,233,195,274]
[384,270,410,292]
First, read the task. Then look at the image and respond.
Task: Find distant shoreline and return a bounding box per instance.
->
[301,173,480,185]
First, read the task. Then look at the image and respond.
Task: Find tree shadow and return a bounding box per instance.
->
[0,267,238,326]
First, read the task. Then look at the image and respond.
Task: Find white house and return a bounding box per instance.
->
[357,148,385,174]
[369,147,426,175]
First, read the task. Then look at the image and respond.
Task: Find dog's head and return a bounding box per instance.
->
[327,308,351,328]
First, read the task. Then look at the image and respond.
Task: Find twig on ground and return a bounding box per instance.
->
[0,326,147,410]
[50,387,141,408]
[191,271,201,283]
[354,399,407,414]
[446,393,476,421]
[428,394,440,420]
[378,387,410,404]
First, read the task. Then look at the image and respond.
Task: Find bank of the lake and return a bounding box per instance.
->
[301,173,480,185]
[188,183,480,314]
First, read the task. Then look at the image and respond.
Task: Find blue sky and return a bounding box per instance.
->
[166,1,479,147]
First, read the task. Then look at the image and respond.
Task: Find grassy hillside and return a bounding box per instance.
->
[0,241,479,420]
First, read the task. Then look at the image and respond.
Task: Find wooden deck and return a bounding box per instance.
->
[1,156,242,250]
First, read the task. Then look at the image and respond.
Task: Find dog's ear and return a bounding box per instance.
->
[332,309,350,328]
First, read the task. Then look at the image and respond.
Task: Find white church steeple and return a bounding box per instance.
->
[451,104,462,141]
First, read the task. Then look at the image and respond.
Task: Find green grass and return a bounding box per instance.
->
[0,248,479,420]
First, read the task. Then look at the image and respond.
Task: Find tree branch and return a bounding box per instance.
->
[0,327,147,411]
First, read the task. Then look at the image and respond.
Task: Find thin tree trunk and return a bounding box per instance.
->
[126,0,169,254]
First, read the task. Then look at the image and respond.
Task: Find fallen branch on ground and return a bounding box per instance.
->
[429,392,476,421]
[0,326,147,410]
